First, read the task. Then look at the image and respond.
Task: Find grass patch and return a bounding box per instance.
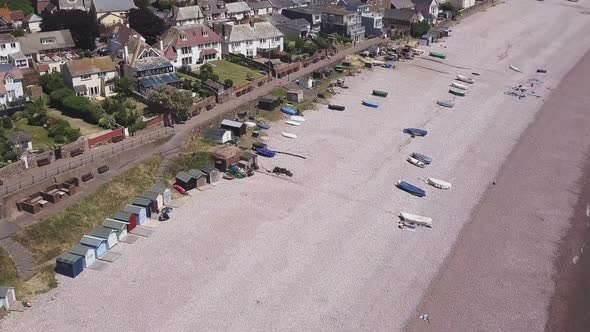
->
[6,118,56,151]
[177,72,200,82]
[0,247,18,286]
[209,60,264,87]
[164,138,216,181]
[47,108,103,136]
[15,264,58,302]
[13,157,162,264]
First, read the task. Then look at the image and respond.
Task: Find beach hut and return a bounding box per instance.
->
[240,151,258,170]
[220,119,247,137]
[205,128,232,144]
[141,191,163,212]
[188,169,208,189]
[257,95,280,111]
[124,204,147,224]
[0,286,16,311]
[131,197,153,218]
[80,235,107,258]
[211,145,242,171]
[286,90,304,103]
[69,244,96,268]
[90,226,118,249]
[150,184,171,205]
[102,218,128,241]
[113,210,138,230]
[201,165,222,184]
[175,171,196,191]
[55,253,84,278]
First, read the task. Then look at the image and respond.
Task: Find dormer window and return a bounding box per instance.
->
[41,38,56,45]
[5,75,13,84]
[204,4,210,10]
[202,30,208,37]
[180,34,187,41]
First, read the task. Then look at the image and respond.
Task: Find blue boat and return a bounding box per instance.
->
[397,181,426,197]
[281,106,297,115]
[362,100,379,108]
[403,128,428,137]
[412,152,432,165]
[255,148,276,158]
[257,123,270,130]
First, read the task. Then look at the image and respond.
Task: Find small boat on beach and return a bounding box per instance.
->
[281,106,298,115]
[282,132,297,139]
[436,100,455,108]
[397,180,426,197]
[290,115,306,122]
[255,147,276,158]
[399,212,432,227]
[427,177,452,190]
[451,81,468,90]
[412,152,432,165]
[244,121,256,127]
[537,69,547,73]
[412,48,425,56]
[257,123,270,130]
[449,88,466,97]
[372,90,388,97]
[328,104,345,111]
[285,120,301,126]
[407,157,426,168]
[403,128,428,137]
[509,64,522,73]
[362,100,379,108]
[456,74,475,84]
[173,184,186,194]
[429,51,446,59]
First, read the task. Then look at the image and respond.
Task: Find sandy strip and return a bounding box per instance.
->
[3,1,590,331]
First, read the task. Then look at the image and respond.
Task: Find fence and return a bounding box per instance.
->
[87,128,125,149]
[0,127,174,197]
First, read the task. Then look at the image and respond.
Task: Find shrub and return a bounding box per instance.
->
[48,119,80,144]
[223,79,233,88]
[411,21,430,38]
[49,88,74,107]
[39,73,67,94]
[1,116,12,129]
[62,95,104,124]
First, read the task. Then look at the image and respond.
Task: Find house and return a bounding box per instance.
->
[448,0,475,9]
[0,64,24,107]
[200,164,222,183]
[220,119,246,137]
[17,30,77,73]
[80,235,107,258]
[383,8,417,35]
[0,8,14,33]
[188,168,207,188]
[0,286,16,311]
[23,13,43,33]
[412,0,439,17]
[106,22,142,57]
[200,0,228,23]
[359,0,388,13]
[339,0,385,37]
[62,56,118,97]
[175,171,196,190]
[239,151,258,171]
[7,131,32,153]
[91,0,136,26]
[265,13,311,40]
[216,21,283,58]
[55,253,84,278]
[120,35,181,95]
[10,10,24,28]
[361,13,383,36]
[205,127,232,144]
[319,5,365,42]
[390,0,414,8]
[0,34,28,69]
[56,0,87,11]
[113,210,138,230]
[159,25,222,69]
[281,7,322,34]
[248,0,273,16]
[226,1,251,21]
[90,225,118,249]
[211,145,242,171]
[36,0,54,15]
[167,5,205,27]
[102,218,128,241]
[268,0,298,14]
[69,244,96,268]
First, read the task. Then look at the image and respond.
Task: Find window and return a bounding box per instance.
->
[81,74,91,80]
[202,30,208,37]
[246,49,253,57]
[41,38,56,45]
[97,72,106,77]
[245,40,253,45]
[10,43,15,48]
[259,38,267,44]
[180,34,187,41]
[0,44,5,50]
[181,57,192,65]
[274,37,281,42]
[5,75,13,84]
[328,15,334,22]
[0,55,7,63]
[181,46,191,54]
[232,42,241,47]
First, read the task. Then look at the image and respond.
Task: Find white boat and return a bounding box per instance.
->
[285,120,301,126]
[436,100,455,108]
[456,74,475,84]
[451,81,468,90]
[412,48,425,56]
[426,177,452,190]
[282,132,297,139]
[244,121,257,127]
[509,64,522,73]
[407,157,426,168]
[399,212,433,227]
[290,115,306,122]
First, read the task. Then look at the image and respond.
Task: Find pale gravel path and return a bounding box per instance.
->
[3,0,590,331]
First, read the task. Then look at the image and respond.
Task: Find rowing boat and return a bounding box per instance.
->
[281,106,298,115]
[436,100,455,108]
[403,128,428,137]
[328,104,345,111]
[509,64,522,72]
[290,115,306,122]
[282,132,297,139]
[412,152,432,165]
[255,148,276,158]
[426,177,452,190]
[285,120,301,126]
[399,212,432,227]
[451,81,468,90]
[456,74,475,84]
[362,100,379,108]
[449,88,466,97]
[429,51,446,59]
[257,123,270,129]
[407,157,426,168]
[372,90,388,97]
[397,180,426,197]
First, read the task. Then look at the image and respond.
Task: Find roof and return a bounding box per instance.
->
[160,25,222,56]
[260,94,279,101]
[65,56,116,77]
[103,219,127,231]
[225,21,283,42]
[149,184,170,194]
[58,0,86,10]
[57,252,83,264]
[113,210,133,220]
[188,169,205,178]
[205,127,230,140]
[200,164,219,174]
[107,23,142,50]
[17,30,75,54]
[69,244,93,256]
[200,0,228,15]
[241,151,257,160]
[412,0,438,6]
[391,0,414,8]
[73,84,86,93]
[0,64,23,94]
[93,0,136,12]
[221,119,245,128]
[124,204,143,214]
[248,0,272,10]
[0,33,15,43]
[226,1,251,13]
[265,13,310,31]
[211,145,242,159]
[91,226,115,239]
[201,48,217,56]
[0,8,11,22]
[141,191,160,200]
[383,8,416,21]
[176,171,193,183]
[10,10,25,21]
[132,196,152,206]
[139,73,180,88]
[320,5,356,16]
[0,286,14,298]
[24,13,42,23]
[7,131,31,144]
[81,235,106,247]
[269,0,295,8]
[169,5,204,21]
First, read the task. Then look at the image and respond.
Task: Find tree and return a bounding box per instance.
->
[10,28,25,37]
[134,0,151,8]
[147,85,194,119]
[294,38,305,50]
[24,97,49,126]
[98,114,117,129]
[440,3,459,16]
[48,119,81,143]
[303,42,318,56]
[39,73,67,94]
[0,135,17,165]
[113,77,135,98]
[223,79,233,89]
[129,8,166,45]
[1,116,12,129]
[41,10,99,50]
[410,21,430,38]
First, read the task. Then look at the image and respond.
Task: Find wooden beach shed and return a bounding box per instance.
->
[220,119,247,137]
[0,287,16,311]
[205,128,232,144]
[113,210,138,230]
[142,191,163,211]
[69,244,96,268]
[124,204,147,224]
[150,184,171,205]
[201,165,221,184]
[90,226,118,249]
[258,95,280,111]
[102,218,128,241]
[80,235,107,258]
[188,169,207,189]
[211,145,241,171]
[175,171,196,191]
[131,197,153,218]
[55,253,84,278]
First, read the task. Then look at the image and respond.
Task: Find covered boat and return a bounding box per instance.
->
[449,88,466,97]
[244,121,256,128]
[281,106,298,115]
[451,81,468,90]
[429,51,446,59]
[255,148,276,157]
[427,177,452,189]
[257,123,270,129]
[285,120,301,126]
[399,212,432,227]
[397,181,426,197]
[509,64,522,72]
[407,157,426,168]
[403,128,428,137]
[282,132,297,139]
[456,74,475,84]
[290,115,306,122]
[372,90,388,97]
[362,100,379,108]
[436,100,455,108]
[328,104,345,111]
[412,152,432,165]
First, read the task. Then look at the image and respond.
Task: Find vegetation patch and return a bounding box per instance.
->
[0,247,18,286]
[209,60,264,87]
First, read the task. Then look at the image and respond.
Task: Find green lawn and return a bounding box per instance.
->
[176,72,200,82]
[7,118,55,151]
[208,60,264,87]
[47,109,103,136]
[0,247,17,286]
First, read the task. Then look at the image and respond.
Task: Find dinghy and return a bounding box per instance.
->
[372,90,388,97]
[397,180,426,197]
[429,51,446,59]
[412,152,432,165]
[436,100,455,108]
[537,69,547,73]
[328,104,345,111]
[285,120,301,126]
[281,106,298,115]
[282,132,297,139]
[362,100,379,108]
[257,123,270,130]
[290,115,306,122]
[399,212,432,227]
[509,65,522,73]
[456,74,475,84]
[255,148,276,158]
[403,128,428,137]
[451,81,468,90]
[407,157,426,168]
[449,88,466,97]
[472,72,480,76]
[244,121,256,127]
[427,177,452,190]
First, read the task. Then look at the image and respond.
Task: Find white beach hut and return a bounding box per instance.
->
[102,218,128,241]
[69,244,96,268]
[90,226,118,249]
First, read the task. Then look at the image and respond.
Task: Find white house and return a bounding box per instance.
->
[23,13,42,33]
[226,1,251,21]
[17,30,77,74]
[160,24,223,68]
[248,1,273,16]
[448,0,475,9]
[167,5,205,26]
[217,21,283,58]
[0,64,24,106]
[62,56,118,97]
[0,34,28,69]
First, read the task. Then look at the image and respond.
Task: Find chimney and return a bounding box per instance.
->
[124,45,129,64]
[159,40,164,52]
[249,20,254,28]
